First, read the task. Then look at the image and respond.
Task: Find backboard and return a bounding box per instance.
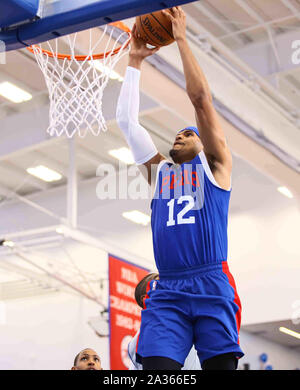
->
[0,0,198,52]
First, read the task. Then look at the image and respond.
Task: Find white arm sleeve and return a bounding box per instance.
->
[128,332,142,370]
[116,66,158,165]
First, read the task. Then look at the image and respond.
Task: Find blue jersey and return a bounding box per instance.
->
[151,151,231,271]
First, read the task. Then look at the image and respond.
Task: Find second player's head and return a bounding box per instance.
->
[71,348,103,370]
[169,127,203,164]
[135,273,159,308]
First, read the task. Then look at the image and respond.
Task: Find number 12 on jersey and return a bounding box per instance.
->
[167,195,195,226]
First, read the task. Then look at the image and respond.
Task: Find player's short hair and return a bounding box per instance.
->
[73,348,97,366]
[73,353,80,366]
[135,273,159,309]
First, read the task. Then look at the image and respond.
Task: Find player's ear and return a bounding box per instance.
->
[71,366,77,370]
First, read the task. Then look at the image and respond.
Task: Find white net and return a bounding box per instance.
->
[30,23,131,138]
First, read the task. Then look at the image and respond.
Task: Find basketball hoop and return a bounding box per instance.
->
[27,22,131,138]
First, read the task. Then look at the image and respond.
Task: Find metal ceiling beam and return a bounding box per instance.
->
[235,0,282,71]
[139,116,175,147]
[0,161,49,191]
[219,11,300,40]
[282,76,300,101]
[0,183,66,223]
[280,0,300,22]
[61,225,155,270]
[62,142,110,167]
[0,103,57,161]
[30,150,84,181]
[234,27,300,77]
[194,2,247,45]
[0,155,120,223]
[67,137,78,229]
[0,224,152,305]
[235,0,270,23]
[14,249,105,307]
[185,12,299,120]
[0,261,60,288]
[0,225,60,240]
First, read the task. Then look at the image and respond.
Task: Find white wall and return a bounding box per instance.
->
[0,292,109,370]
[239,331,300,370]
[228,205,300,325]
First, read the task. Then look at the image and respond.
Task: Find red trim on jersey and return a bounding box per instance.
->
[136,280,152,354]
[143,280,152,309]
[222,261,242,344]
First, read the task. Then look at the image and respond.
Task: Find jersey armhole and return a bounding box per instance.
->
[198,150,231,192]
[150,159,170,201]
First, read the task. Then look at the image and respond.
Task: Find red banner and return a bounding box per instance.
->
[108,254,149,370]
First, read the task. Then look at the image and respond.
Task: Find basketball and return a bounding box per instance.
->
[136,9,175,47]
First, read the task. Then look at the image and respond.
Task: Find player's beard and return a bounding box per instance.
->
[169,148,180,163]
[169,147,201,164]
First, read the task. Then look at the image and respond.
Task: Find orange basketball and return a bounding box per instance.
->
[136,9,175,47]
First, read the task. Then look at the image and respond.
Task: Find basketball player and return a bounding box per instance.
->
[71,348,103,370]
[116,7,244,370]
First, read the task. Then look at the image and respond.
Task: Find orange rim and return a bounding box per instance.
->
[26,21,131,61]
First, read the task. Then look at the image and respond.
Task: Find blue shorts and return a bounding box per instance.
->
[136,262,244,367]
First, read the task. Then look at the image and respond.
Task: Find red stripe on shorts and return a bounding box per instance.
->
[222,261,242,344]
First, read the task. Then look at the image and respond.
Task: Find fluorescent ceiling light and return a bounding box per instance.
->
[0,81,32,103]
[56,227,64,234]
[92,61,124,82]
[122,210,150,226]
[26,165,62,182]
[279,326,300,340]
[109,147,135,165]
[2,240,14,248]
[277,186,293,199]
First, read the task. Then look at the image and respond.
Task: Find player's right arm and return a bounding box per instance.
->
[116,25,165,185]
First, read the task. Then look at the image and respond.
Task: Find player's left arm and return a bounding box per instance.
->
[163,7,232,188]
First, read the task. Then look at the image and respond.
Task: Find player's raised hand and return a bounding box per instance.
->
[129,23,160,60]
[162,7,187,42]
